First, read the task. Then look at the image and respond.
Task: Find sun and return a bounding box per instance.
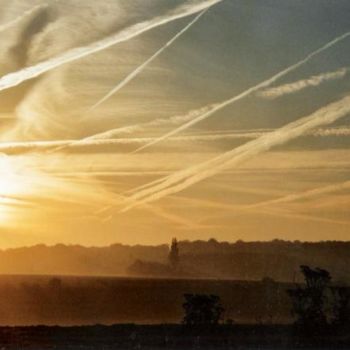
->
[0,156,24,196]
[0,155,30,224]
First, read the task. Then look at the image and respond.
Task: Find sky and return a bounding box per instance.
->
[0,0,349,248]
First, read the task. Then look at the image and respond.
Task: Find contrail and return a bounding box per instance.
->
[312,126,350,137]
[259,67,349,99]
[88,9,208,112]
[49,123,143,153]
[87,105,216,141]
[95,193,202,229]
[73,120,350,145]
[0,132,264,152]
[134,178,350,217]
[245,180,350,209]
[0,4,48,33]
[1,126,349,154]
[122,95,350,211]
[250,207,350,226]
[174,194,350,226]
[245,181,350,209]
[131,30,350,154]
[0,0,222,92]
[50,85,214,154]
[98,196,205,229]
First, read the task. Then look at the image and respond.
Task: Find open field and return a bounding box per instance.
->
[0,271,347,348]
[0,324,349,349]
[0,275,291,326]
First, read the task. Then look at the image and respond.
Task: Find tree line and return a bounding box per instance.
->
[182,264,350,335]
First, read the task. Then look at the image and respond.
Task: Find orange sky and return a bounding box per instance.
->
[0,0,349,248]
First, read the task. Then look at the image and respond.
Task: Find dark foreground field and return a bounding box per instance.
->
[0,275,292,325]
[0,324,350,349]
[0,275,347,349]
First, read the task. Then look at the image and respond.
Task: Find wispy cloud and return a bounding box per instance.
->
[130,31,350,153]
[0,4,48,33]
[259,67,349,99]
[0,0,222,93]
[122,95,350,211]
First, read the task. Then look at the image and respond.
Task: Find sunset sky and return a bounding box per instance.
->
[0,0,349,248]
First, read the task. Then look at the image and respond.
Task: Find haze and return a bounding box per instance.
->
[0,0,349,248]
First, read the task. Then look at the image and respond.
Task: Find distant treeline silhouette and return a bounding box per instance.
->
[1,240,350,281]
[181,266,350,334]
[128,239,350,283]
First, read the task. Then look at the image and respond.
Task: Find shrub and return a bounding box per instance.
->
[182,294,224,327]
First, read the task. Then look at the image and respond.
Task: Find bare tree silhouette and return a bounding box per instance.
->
[288,265,331,330]
[288,265,350,333]
[168,238,180,271]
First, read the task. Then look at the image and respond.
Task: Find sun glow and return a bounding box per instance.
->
[0,162,19,195]
[0,153,122,228]
[0,155,31,224]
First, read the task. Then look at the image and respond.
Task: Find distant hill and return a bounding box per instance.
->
[1,240,350,282]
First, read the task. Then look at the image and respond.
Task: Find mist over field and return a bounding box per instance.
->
[0,240,349,282]
[0,275,291,326]
[0,0,349,348]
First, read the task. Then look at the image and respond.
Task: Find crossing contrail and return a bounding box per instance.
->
[259,67,349,99]
[122,94,350,211]
[130,30,350,154]
[0,0,223,92]
[49,104,213,153]
[49,9,211,155]
[88,9,208,112]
